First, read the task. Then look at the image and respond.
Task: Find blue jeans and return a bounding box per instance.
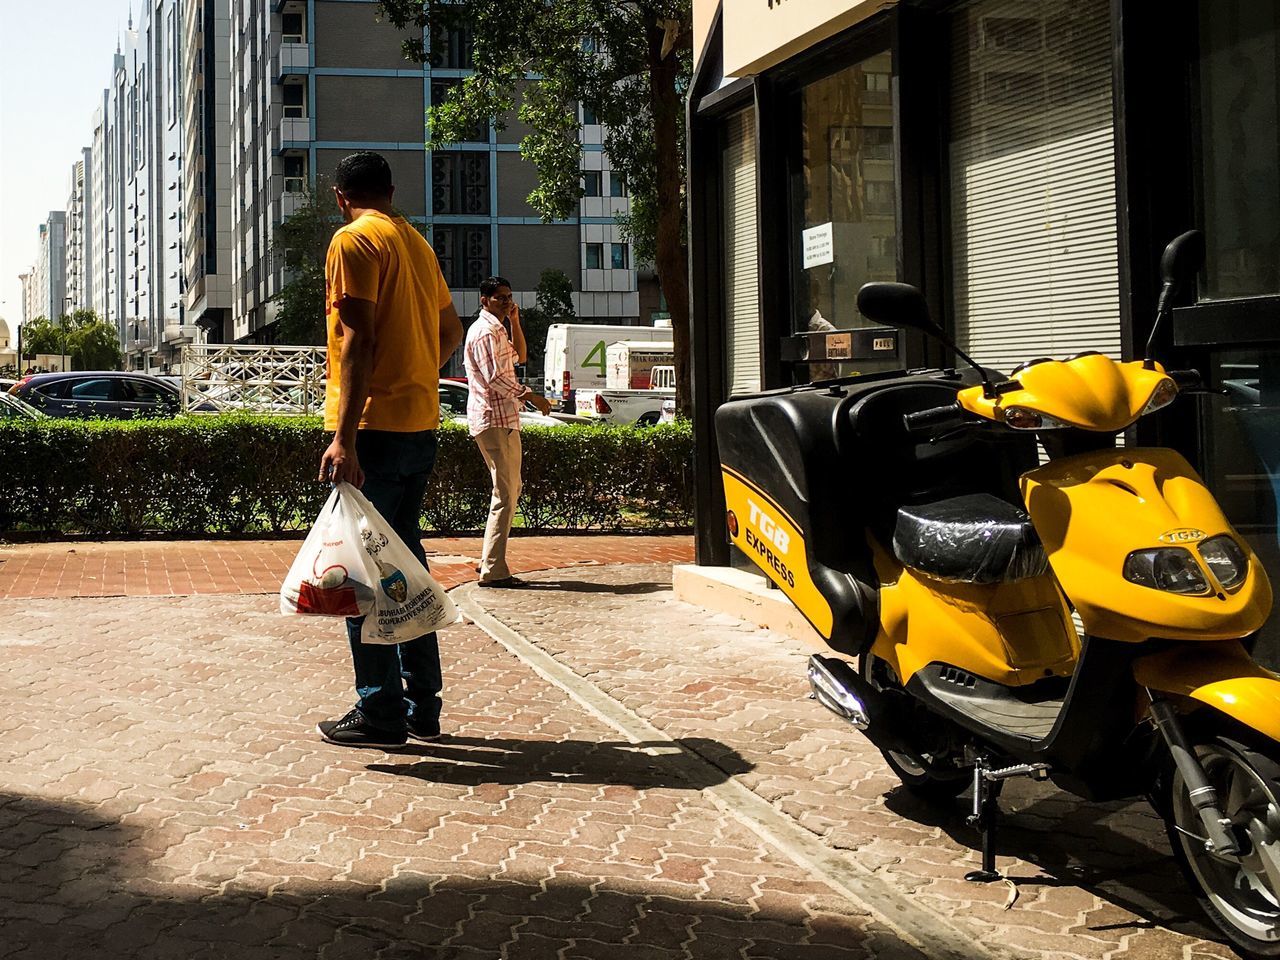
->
[344,429,442,731]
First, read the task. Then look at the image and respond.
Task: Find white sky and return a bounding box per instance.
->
[0,0,133,331]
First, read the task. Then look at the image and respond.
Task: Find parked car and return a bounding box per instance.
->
[10,372,182,419]
[575,365,676,426]
[0,391,45,421]
[437,379,571,428]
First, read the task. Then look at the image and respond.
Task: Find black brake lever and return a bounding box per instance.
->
[927,421,984,444]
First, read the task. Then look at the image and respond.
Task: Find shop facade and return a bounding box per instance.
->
[687,0,1280,657]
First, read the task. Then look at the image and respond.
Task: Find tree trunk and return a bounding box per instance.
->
[647,26,693,419]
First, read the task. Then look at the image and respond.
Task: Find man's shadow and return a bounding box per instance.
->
[369,735,751,790]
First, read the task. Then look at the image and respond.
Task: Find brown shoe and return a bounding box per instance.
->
[479,575,527,588]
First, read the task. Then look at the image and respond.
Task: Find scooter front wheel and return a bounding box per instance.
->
[859,653,968,802]
[1162,734,1280,957]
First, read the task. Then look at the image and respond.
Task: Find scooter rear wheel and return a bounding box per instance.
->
[1162,733,1280,957]
[859,653,968,802]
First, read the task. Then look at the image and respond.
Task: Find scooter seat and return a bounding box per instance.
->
[893,494,1048,584]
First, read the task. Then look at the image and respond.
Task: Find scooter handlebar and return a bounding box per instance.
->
[902,403,966,433]
[1166,369,1202,389]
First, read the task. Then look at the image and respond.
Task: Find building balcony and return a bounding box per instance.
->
[278,43,309,77]
[162,324,201,344]
[280,117,310,144]
[281,191,306,220]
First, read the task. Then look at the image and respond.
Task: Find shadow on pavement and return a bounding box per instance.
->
[0,790,927,959]
[484,579,671,595]
[369,735,752,789]
[882,786,1216,942]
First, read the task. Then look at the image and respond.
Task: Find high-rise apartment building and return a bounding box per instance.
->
[64,154,93,312]
[93,3,193,370]
[182,0,234,342]
[32,213,67,322]
[89,96,111,320]
[18,271,37,326]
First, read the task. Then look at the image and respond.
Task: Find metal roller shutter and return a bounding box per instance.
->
[723,108,762,396]
[948,0,1121,375]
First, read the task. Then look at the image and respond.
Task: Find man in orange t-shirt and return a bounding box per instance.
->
[316,151,463,750]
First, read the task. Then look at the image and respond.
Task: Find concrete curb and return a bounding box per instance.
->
[454,580,995,960]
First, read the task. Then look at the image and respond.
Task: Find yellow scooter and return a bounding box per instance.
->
[715,232,1280,956]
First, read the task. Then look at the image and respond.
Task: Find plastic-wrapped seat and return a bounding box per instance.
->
[892,494,1048,584]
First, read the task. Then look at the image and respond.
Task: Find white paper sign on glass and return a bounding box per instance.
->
[802,222,835,269]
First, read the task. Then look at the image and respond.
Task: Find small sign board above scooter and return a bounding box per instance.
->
[802,222,835,269]
[826,332,852,359]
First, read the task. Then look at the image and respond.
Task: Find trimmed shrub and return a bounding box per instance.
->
[0,415,693,537]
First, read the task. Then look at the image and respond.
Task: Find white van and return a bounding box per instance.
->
[543,320,672,408]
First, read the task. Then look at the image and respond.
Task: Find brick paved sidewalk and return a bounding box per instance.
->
[0,592,932,960]
[0,535,692,599]
[465,564,1236,960]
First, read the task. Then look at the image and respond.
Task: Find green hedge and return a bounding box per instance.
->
[0,416,693,536]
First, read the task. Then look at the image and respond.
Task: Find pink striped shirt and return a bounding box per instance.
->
[463,309,524,436]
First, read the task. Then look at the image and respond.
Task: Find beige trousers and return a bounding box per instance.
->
[475,427,523,582]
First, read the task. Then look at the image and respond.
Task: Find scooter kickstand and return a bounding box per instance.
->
[965,757,1005,883]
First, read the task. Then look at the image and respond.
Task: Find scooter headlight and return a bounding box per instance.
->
[1199,535,1248,589]
[1142,378,1179,415]
[1123,547,1211,595]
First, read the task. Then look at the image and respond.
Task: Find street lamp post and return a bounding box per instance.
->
[61,297,72,372]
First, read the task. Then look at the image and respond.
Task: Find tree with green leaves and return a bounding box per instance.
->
[19,317,62,358]
[65,315,123,371]
[377,0,693,414]
[518,267,577,381]
[272,183,340,345]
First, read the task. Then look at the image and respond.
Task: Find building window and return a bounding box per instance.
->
[608,172,627,197]
[582,104,599,125]
[282,83,306,119]
[283,155,306,193]
[1198,1,1280,298]
[790,50,897,340]
[432,151,490,215]
[948,0,1119,371]
[610,243,629,270]
[281,11,306,44]
[430,24,474,69]
[585,243,603,269]
[433,224,491,289]
[582,171,602,197]
[431,79,487,141]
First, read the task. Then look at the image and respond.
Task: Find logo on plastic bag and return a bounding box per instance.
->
[381,569,408,604]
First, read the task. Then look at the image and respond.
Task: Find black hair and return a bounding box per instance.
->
[479,276,512,297]
[334,151,393,202]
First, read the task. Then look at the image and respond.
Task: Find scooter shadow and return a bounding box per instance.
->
[368,735,752,790]
[882,786,1214,939]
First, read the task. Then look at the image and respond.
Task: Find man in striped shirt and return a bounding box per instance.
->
[464,276,550,586]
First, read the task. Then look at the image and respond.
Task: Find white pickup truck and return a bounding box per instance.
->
[576,364,675,426]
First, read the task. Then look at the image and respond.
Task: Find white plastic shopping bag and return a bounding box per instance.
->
[282,483,460,642]
[342,483,461,645]
[280,484,378,617]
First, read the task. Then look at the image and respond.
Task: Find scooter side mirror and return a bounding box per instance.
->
[856,282,940,335]
[1160,230,1206,290]
[857,281,996,396]
[1145,230,1206,368]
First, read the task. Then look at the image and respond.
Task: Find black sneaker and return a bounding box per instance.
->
[317,709,407,749]
[406,715,442,742]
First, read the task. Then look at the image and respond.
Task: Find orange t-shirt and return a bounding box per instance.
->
[324,211,453,432]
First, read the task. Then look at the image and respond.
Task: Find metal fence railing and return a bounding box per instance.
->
[179,343,325,416]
